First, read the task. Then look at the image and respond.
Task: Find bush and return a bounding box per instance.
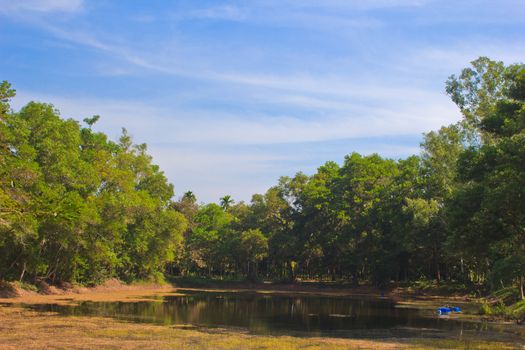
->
[492,299,507,315]
[507,300,525,320]
[478,301,492,315]
[493,286,520,304]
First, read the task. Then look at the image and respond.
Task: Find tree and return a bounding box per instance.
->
[182,191,196,202]
[404,124,468,283]
[239,229,268,280]
[219,195,234,211]
[446,57,507,129]
[490,255,525,300]
[333,153,398,283]
[0,85,188,284]
[187,203,234,275]
[448,59,525,288]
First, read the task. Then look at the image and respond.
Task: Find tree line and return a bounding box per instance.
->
[1,57,524,296]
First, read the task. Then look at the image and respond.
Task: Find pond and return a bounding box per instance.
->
[24,290,523,342]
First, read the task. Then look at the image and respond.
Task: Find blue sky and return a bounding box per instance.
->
[1,0,524,203]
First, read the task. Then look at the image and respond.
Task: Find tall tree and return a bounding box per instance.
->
[219,195,234,211]
[448,59,525,293]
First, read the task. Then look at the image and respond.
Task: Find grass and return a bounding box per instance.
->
[410,339,518,350]
[0,306,404,349]
[0,305,521,350]
[400,279,482,298]
[475,287,525,321]
[509,300,525,318]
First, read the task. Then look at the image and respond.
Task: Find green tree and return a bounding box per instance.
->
[446,57,507,129]
[187,203,234,275]
[0,85,187,284]
[219,195,234,211]
[239,229,268,280]
[448,59,525,290]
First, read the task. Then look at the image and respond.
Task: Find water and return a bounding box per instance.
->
[24,290,522,341]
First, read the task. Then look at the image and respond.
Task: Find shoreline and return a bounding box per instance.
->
[0,279,517,327]
[0,282,523,349]
[0,279,497,324]
[0,279,472,305]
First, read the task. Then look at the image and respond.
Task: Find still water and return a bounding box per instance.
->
[27,290,521,341]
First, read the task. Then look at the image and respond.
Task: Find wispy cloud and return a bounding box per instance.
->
[187,5,248,21]
[272,0,427,11]
[176,2,385,29]
[13,90,433,201]
[0,0,84,14]
[0,17,431,101]
[12,87,459,146]
[3,0,522,202]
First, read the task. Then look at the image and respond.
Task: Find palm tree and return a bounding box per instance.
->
[182,191,196,203]
[219,195,234,210]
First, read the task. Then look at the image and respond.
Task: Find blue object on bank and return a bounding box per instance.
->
[437,307,451,315]
[437,306,461,315]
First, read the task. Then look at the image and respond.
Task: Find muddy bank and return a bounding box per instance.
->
[0,279,174,304]
[0,278,476,307]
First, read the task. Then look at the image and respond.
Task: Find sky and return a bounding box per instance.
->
[1,0,524,203]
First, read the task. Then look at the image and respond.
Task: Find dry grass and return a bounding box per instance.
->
[0,305,521,350]
[0,306,411,350]
[0,288,178,305]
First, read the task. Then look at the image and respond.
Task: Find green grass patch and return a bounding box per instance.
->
[402,279,481,297]
[18,281,39,292]
[493,287,520,304]
[411,338,516,349]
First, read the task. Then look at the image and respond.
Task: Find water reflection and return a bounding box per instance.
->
[26,291,520,341]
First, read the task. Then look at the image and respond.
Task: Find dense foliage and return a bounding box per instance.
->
[1,57,524,297]
[0,89,186,284]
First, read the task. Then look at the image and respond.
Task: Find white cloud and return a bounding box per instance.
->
[276,0,426,11]
[129,14,156,23]
[148,142,421,202]
[0,0,84,14]
[188,5,248,21]
[10,88,457,202]
[6,0,522,202]
[411,46,525,72]
[12,86,460,146]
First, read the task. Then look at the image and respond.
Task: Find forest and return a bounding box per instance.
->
[1,57,524,297]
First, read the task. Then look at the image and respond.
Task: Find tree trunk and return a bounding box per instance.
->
[436,261,441,285]
[19,262,26,282]
[352,271,359,286]
[288,262,295,282]
[520,276,525,300]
